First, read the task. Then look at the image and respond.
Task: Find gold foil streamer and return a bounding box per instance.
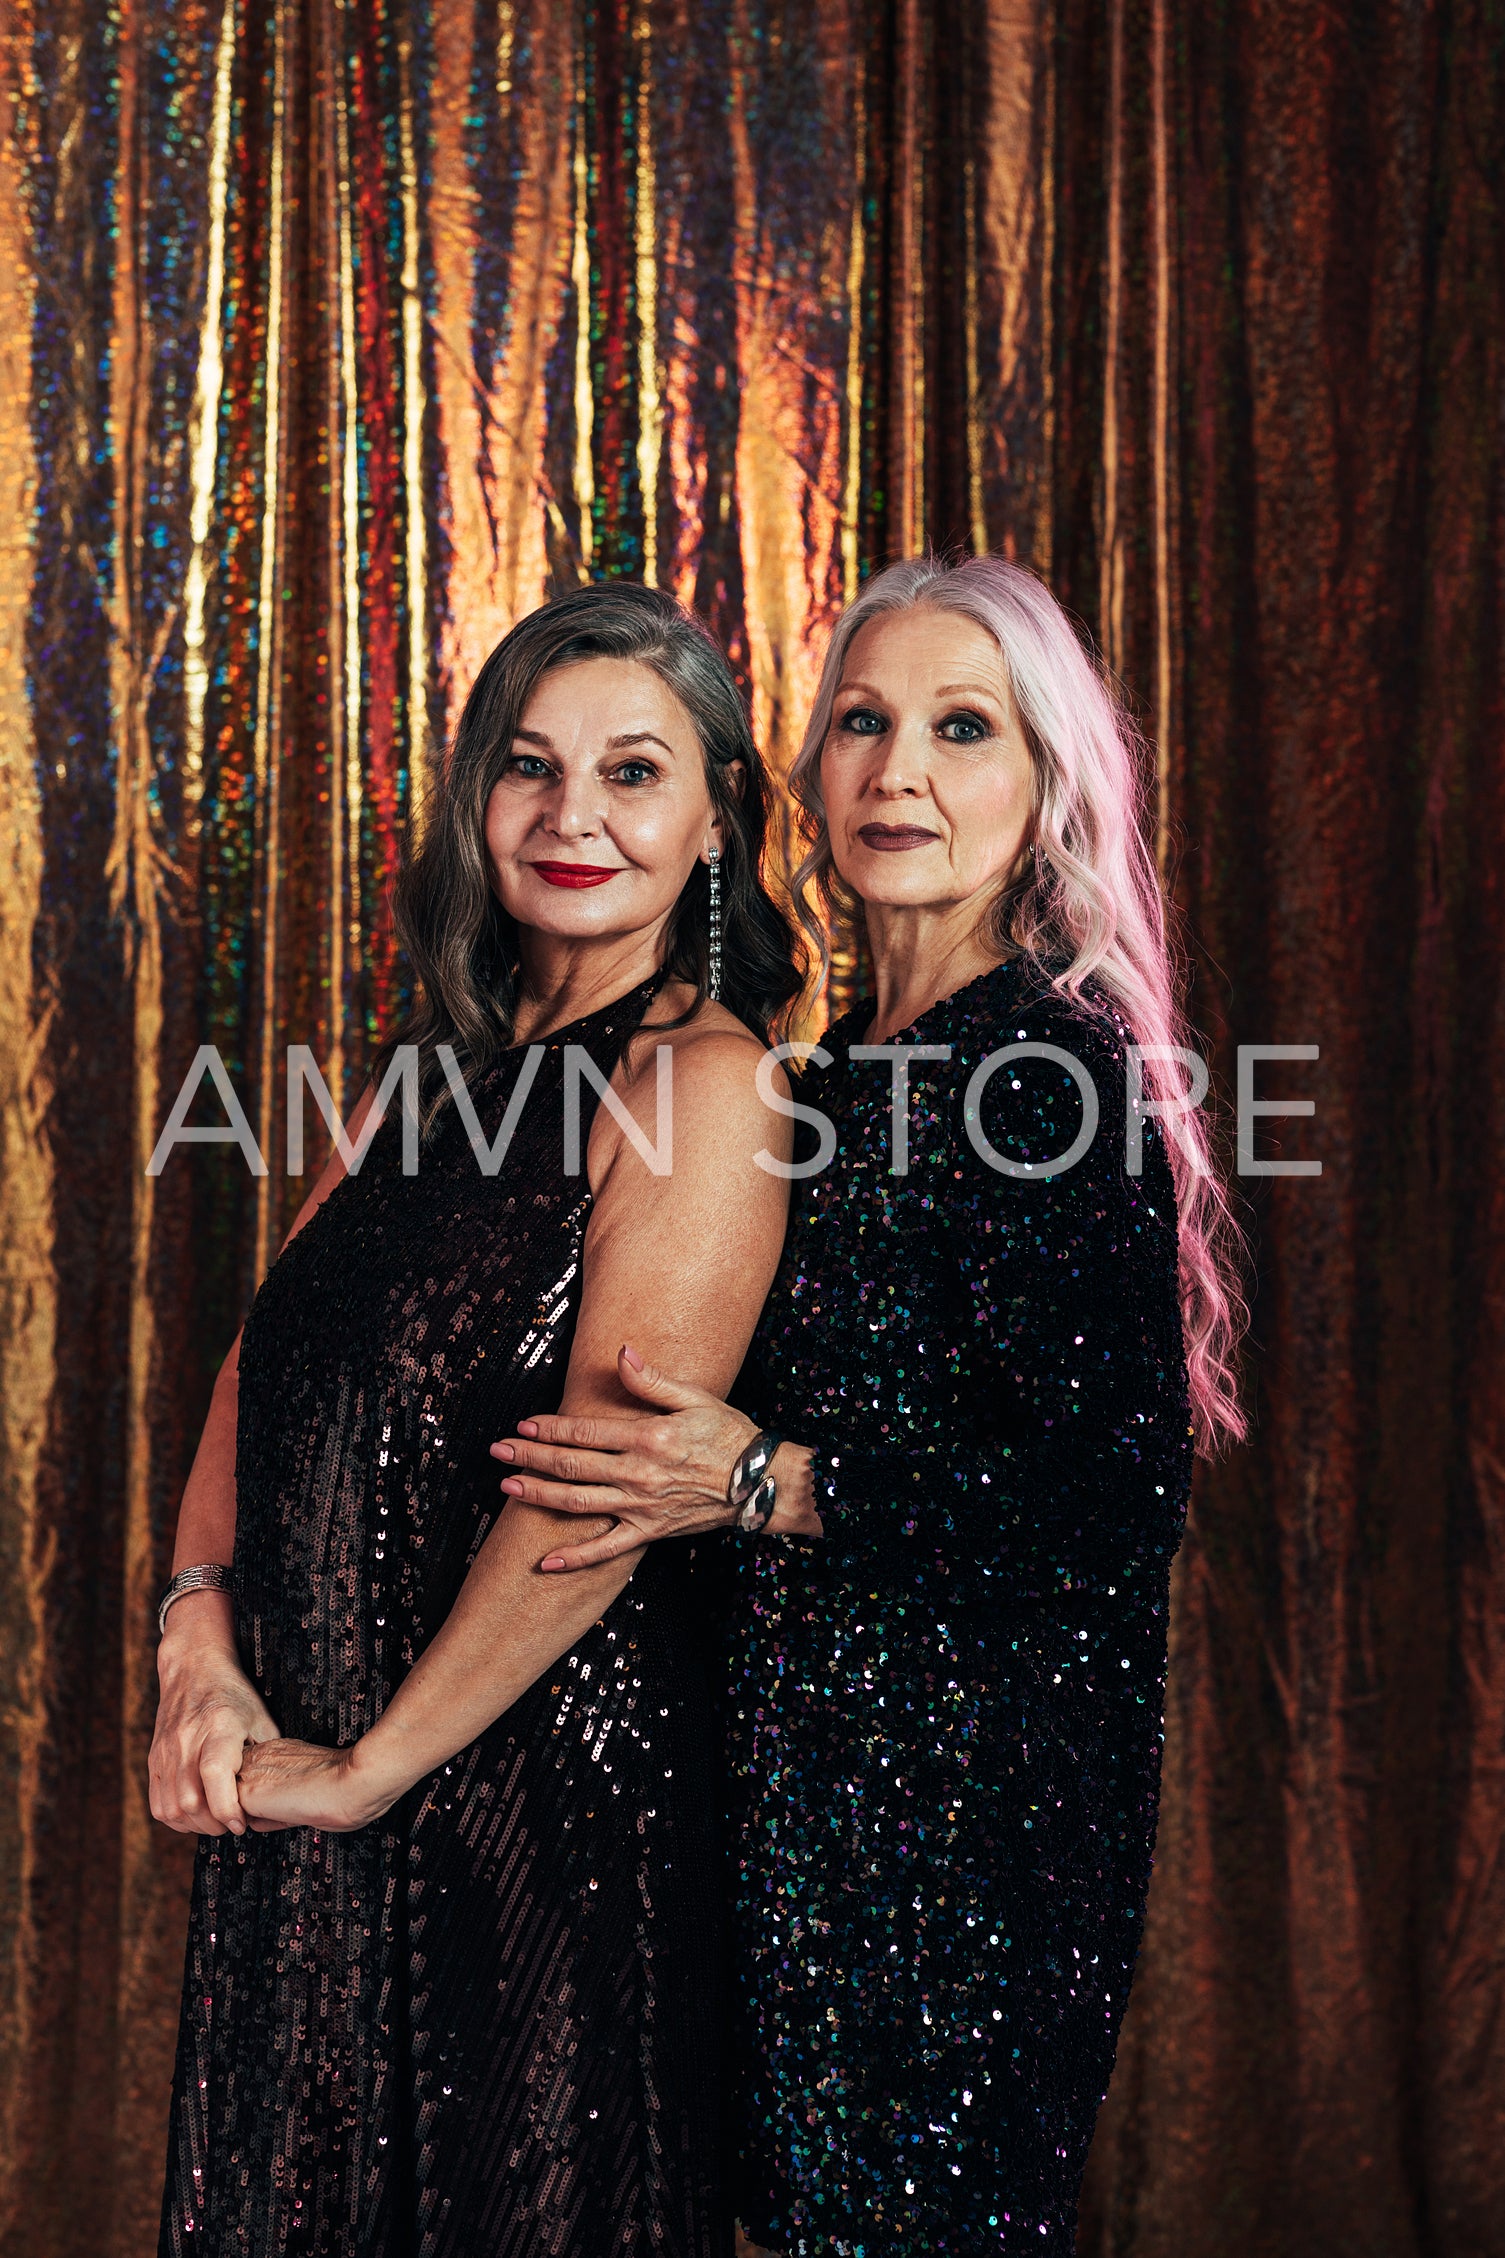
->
[485,5,572,615]
[727,0,846,810]
[572,91,595,573]
[842,63,865,608]
[430,0,494,723]
[0,14,55,2210]
[181,0,235,822]
[433,0,573,738]
[397,21,431,829]
[316,0,346,1103]
[103,0,167,2081]
[335,0,362,1072]
[252,2,290,1282]
[891,0,922,556]
[978,0,1052,570]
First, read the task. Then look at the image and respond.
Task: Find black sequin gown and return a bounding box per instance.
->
[732,960,1192,2256]
[161,981,732,2258]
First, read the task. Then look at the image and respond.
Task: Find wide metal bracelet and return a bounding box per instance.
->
[736,1472,778,1536]
[157,1563,232,1638]
[728,1430,783,1509]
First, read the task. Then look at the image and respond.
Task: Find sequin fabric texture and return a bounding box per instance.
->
[733,960,1193,2256]
[160,983,732,2258]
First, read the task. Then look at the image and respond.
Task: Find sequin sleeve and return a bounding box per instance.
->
[807,992,1193,1586]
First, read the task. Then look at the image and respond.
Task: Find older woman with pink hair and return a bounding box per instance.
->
[496,557,1246,2256]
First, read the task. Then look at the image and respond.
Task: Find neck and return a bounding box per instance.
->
[511,922,669,1045]
[860,898,1002,1043]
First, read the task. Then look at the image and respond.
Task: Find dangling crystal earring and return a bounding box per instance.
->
[708,845,723,1001]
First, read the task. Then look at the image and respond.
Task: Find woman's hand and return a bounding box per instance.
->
[150,1591,281,1837]
[490,1343,821,1571]
[236,1734,404,1834]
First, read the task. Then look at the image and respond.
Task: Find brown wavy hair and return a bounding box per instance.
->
[376,583,803,1132]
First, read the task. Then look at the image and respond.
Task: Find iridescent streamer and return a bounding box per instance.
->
[429,0,480,729]
[890,0,922,557]
[489,4,573,612]
[103,0,194,2124]
[842,63,865,607]
[397,21,430,832]
[252,2,289,1281]
[633,0,659,588]
[182,0,235,820]
[572,83,595,572]
[335,0,362,1083]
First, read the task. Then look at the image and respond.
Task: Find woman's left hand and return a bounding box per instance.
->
[237,1736,401,1834]
[490,1344,757,1571]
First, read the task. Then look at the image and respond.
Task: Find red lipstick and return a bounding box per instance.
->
[529,862,621,889]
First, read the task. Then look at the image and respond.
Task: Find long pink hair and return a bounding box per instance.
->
[789,555,1247,1454]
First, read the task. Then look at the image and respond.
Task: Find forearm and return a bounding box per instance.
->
[349,1501,643,1808]
[172,1338,241,1573]
[159,1341,244,1670]
[152,1339,281,1829]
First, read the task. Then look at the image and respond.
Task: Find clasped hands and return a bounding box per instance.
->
[150,1346,816,1840]
[149,1609,408,1840]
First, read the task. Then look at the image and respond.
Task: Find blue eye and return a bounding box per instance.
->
[836,706,887,737]
[506,752,553,779]
[614,760,657,786]
[939,710,990,744]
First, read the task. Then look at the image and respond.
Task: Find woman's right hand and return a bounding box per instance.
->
[149,1589,282,1837]
[491,1343,822,1571]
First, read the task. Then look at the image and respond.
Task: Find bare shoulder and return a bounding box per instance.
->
[590,989,791,1179]
[622,989,773,1104]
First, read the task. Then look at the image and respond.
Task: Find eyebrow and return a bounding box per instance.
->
[606,730,675,753]
[835,679,1004,702]
[511,726,676,754]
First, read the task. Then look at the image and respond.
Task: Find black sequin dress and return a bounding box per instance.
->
[161,981,732,2258]
[732,959,1192,2256]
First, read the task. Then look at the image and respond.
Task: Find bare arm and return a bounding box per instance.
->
[148,1093,375,1836]
[236,1018,793,1832]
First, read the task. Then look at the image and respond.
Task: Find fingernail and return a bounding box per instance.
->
[518,1420,538,1437]
[493,1442,515,1460]
[500,1477,523,1495]
[621,1343,643,1370]
[540,1556,564,1573]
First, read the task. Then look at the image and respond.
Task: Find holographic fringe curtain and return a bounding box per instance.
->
[0,4,1501,2254]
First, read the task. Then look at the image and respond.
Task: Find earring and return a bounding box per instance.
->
[708,846,723,1001]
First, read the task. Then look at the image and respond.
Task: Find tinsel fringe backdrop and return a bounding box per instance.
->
[0,4,1502,2255]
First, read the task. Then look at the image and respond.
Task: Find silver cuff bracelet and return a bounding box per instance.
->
[729,1431,783,1535]
[157,1562,232,1638]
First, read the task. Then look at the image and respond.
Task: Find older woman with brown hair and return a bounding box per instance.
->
[149,583,805,2258]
